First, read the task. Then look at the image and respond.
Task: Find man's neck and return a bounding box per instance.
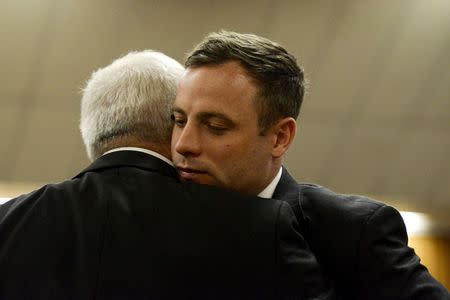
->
[100,138,172,161]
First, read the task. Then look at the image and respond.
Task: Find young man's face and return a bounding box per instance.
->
[171,61,276,195]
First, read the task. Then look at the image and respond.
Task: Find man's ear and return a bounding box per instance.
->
[270,117,297,158]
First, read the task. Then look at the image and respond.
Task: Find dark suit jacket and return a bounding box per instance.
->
[273,167,449,300]
[0,151,332,300]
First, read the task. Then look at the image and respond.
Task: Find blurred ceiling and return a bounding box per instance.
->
[0,0,449,219]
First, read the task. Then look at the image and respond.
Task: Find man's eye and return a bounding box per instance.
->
[171,114,186,127]
[207,124,228,135]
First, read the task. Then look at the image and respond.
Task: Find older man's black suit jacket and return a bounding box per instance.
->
[273,167,449,300]
[0,151,333,300]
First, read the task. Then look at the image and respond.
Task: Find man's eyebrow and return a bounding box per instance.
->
[171,107,185,115]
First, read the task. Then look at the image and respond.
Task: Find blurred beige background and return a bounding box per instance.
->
[0,0,449,285]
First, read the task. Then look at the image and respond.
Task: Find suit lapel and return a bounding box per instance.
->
[273,167,300,203]
[273,167,309,236]
[73,151,179,180]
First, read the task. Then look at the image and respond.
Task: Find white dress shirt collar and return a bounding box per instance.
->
[102,147,174,167]
[257,167,283,199]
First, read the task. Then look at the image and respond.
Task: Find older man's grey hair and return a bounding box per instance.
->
[80,50,184,161]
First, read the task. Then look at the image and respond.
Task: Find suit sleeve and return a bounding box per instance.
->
[358,205,449,300]
[276,201,336,300]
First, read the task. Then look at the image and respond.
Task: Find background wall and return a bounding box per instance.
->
[410,236,450,288]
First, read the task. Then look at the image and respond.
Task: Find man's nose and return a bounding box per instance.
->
[173,122,201,157]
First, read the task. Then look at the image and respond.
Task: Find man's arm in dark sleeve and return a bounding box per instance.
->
[276,201,336,300]
[359,205,449,300]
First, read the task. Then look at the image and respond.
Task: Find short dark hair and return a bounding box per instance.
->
[185,30,305,133]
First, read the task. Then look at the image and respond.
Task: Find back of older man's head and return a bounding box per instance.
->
[80,50,184,161]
